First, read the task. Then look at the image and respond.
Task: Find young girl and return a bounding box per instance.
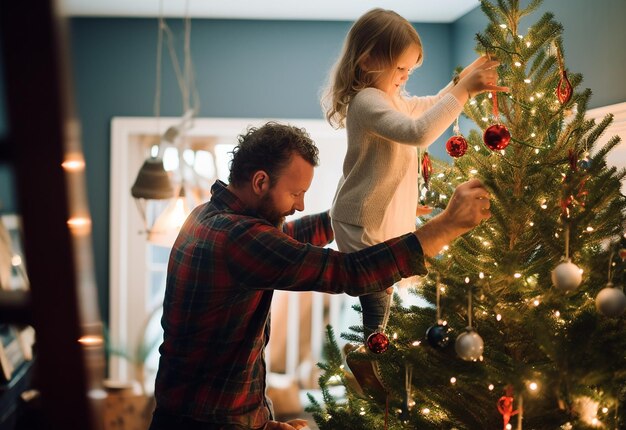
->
[323,8,507,343]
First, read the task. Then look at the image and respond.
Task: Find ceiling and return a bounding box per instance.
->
[60,0,480,23]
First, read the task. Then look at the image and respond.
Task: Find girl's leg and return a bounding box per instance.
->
[360,290,391,342]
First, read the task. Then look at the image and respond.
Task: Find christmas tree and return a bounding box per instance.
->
[307,1,626,428]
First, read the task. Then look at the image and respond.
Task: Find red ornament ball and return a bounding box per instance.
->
[366,332,390,354]
[483,124,511,151]
[446,135,468,158]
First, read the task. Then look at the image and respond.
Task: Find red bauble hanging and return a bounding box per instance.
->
[421,151,433,187]
[483,124,511,151]
[446,135,468,158]
[366,332,390,354]
[497,385,519,430]
[556,70,573,105]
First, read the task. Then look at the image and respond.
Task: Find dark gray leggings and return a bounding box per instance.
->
[360,289,392,341]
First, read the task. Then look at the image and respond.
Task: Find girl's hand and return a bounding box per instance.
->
[266,419,309,429]
[458,60,509,98]
[458,55,490,79]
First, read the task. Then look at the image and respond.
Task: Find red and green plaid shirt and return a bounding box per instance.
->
[153,180,427,428]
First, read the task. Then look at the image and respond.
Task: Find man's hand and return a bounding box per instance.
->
[414,179,491,257]
[266,419,309,430]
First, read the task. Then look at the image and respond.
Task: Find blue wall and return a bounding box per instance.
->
[2,1,624,324]
[69,18,453,320]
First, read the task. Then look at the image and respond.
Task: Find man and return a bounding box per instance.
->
[149,122,491,430]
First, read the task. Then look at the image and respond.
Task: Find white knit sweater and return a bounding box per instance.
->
[330,85,462,229]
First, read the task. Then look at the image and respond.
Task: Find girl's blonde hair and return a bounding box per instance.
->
[322,8,423,128]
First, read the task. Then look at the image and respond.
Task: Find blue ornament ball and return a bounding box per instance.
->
[578,156,592,170]
[426,323,450,348]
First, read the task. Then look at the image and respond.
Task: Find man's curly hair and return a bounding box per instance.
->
[228,122,319,187]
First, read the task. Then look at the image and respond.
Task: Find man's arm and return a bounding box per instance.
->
[282,211,334,246]
[226,179,489,296]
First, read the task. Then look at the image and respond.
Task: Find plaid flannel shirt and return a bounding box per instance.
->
[153,180,427,428]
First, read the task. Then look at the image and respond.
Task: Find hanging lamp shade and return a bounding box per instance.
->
[131,157,174,200]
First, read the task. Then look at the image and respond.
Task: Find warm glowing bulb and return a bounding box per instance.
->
[422,408,430,414]
[529,382,538,391]
[450,377,457,384]
[499,24,507,28]
[554,310,561,317]
[488,384,494,391]
[62,159,85,171]
[586,226,594,232]
[78,335,103,347]
[526,41,531,47]
[479,272,485,279]
[524,78,531,83]
[11,255,22,267]
[514,61,522,67]
[533,299,540,306]
[412,340,421,346]
[514,273,522,278]
[465,277,470,284]
[529,221,534,226]
[602,407,608,413]
[496,314,502,321]
[470,169,478,174]
[67,216,92,235]
[393,332,398,340]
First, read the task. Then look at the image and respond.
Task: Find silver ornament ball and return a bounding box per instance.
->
[455,327,484,361]
[551,259,582,292]
[595,284,626,318]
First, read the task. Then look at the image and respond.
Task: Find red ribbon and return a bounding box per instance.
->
[497,385,519,430]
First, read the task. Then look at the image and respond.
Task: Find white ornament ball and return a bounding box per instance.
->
[455,327,484,361]
[551,259,582,292]
[595,284,626,318]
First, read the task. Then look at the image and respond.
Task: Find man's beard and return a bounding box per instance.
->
[258,193,286,228]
